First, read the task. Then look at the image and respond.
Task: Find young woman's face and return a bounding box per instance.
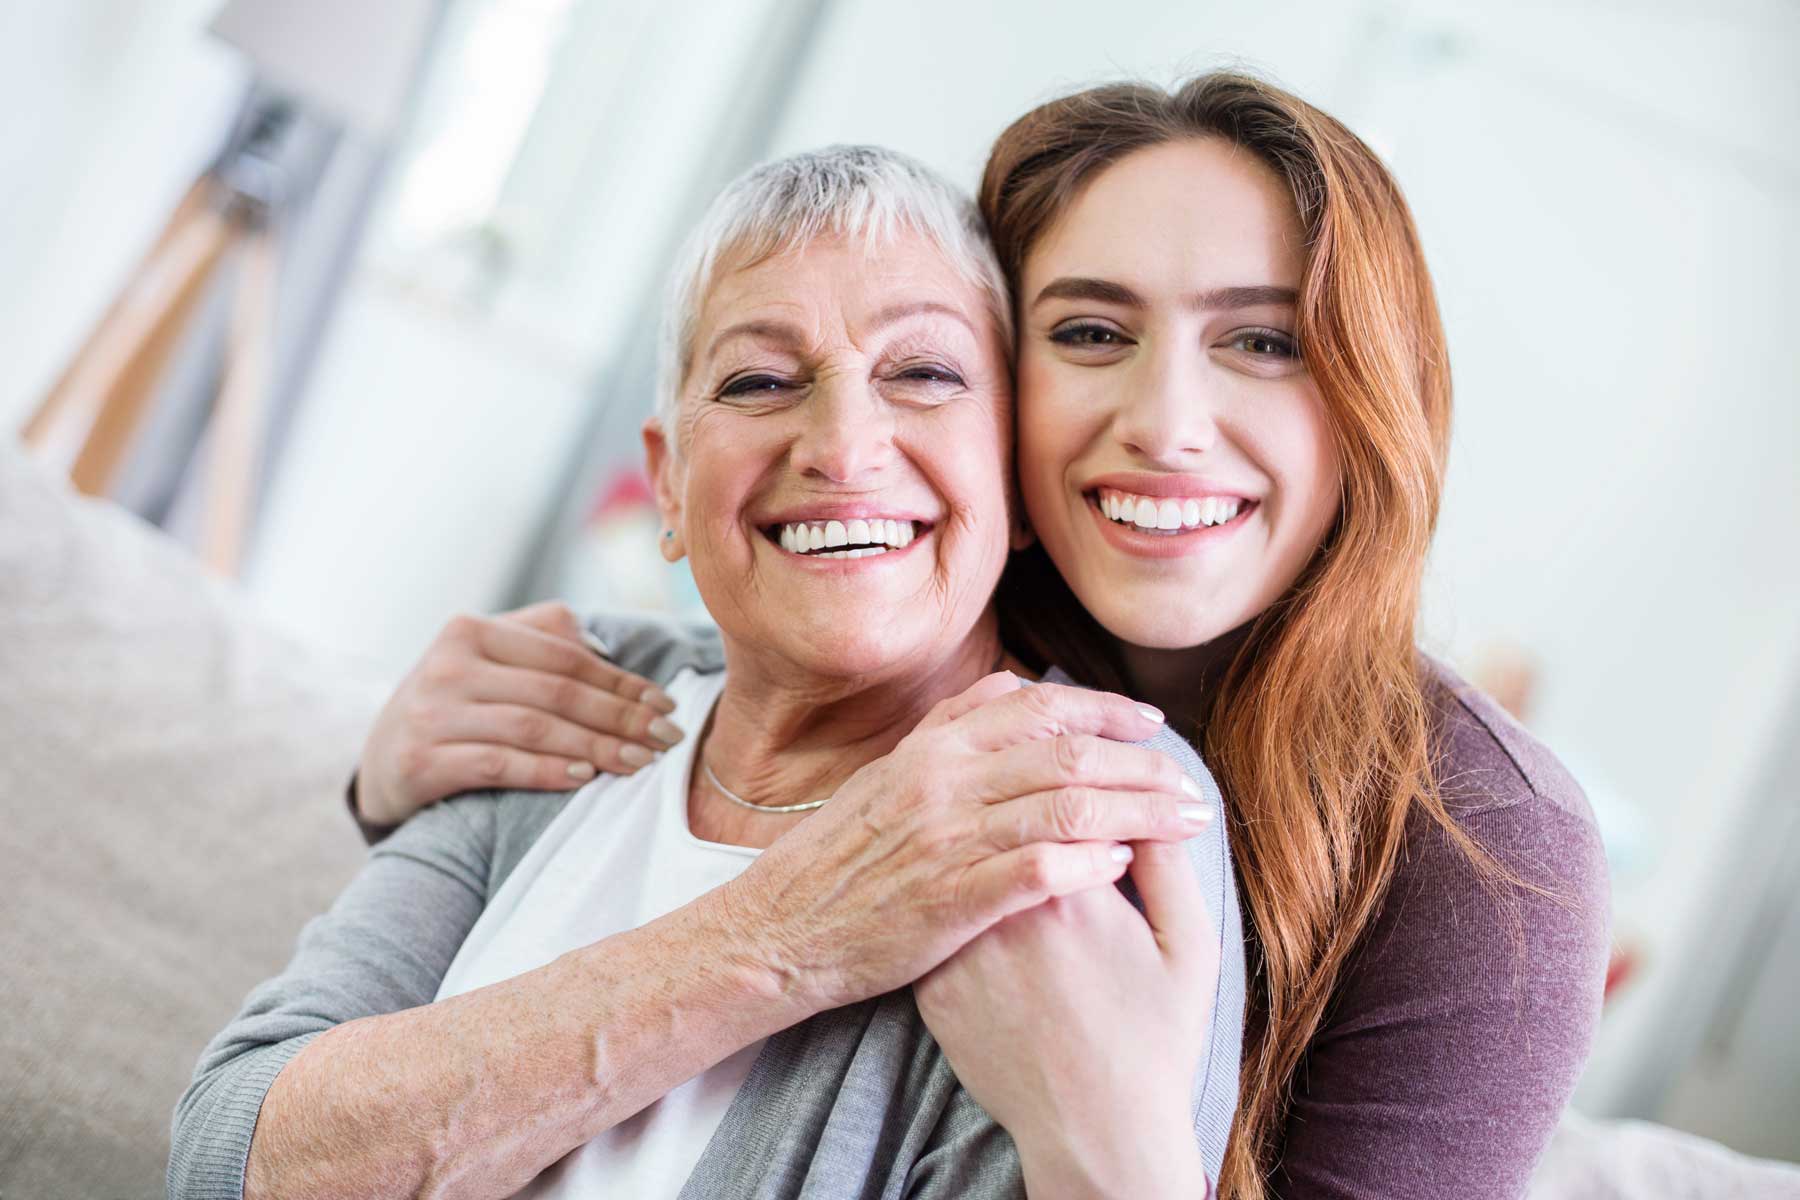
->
[1015,137,1342,651]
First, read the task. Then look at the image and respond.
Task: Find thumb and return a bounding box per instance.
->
[1129,838,1212,963]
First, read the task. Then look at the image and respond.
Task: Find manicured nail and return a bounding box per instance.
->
[619,743,655,768]
[648,717,685,746]
[566,761,596,781]
[581,631,611,658]
[1179,803,1215,827]
[1180,775,1204,799]
[1136,704,1164,723]
[1110,844,1134,863]
[645,688,678,714]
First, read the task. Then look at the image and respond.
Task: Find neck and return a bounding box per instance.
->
[703,614,1005,811]
[1116,620,1254,734]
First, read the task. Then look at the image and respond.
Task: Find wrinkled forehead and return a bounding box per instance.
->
[691,231,1003,371]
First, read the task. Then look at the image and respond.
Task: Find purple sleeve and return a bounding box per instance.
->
[1270,676,1612,1200]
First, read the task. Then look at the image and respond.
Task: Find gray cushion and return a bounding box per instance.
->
[0,441,385,1198]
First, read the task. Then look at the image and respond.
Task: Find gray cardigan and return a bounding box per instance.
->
[169,614,1243,1198]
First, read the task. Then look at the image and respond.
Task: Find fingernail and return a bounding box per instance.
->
[566,761,596,781]
[1136,704,1163,723]
[619,744,655,768]
[1181,775,1204,799]
[581,631,611,658]
[1110,844,1134,863]
[1179,803,1215,827]
[646,689,678,714]
[648,717,685,745]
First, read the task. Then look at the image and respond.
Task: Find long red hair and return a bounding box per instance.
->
[983,73,1525,1197]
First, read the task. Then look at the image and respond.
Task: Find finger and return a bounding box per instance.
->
[919,670,1025,729]
[971,735,1201,805]
[463,665,685,749]
[502,601,585,643]
[1129,840,1215,967]
[439,703,665,774]
[422,741,610,797]
[467,620,679,716]
[981,787,1214,850]
[950,682,1163,751]
[957,841,1134,928]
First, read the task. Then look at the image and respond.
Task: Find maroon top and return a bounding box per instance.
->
[1266,659,1611,1198]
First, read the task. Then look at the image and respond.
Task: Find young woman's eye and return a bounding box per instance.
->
[1227,328,1299,358]
[1049,322,1129,348]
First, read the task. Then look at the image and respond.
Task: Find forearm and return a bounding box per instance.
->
[246,889,809,1200]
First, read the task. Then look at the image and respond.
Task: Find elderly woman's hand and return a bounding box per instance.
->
[353,602,684,828]
[717,672,1212,1012]
[913,840,1219,1198]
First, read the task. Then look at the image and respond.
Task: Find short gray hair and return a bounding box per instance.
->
[654,145,1012,428]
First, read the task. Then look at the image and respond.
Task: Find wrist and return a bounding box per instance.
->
[680,879,822,1028]
[1014,1104,1205,1200]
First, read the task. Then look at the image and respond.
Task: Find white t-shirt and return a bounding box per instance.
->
[435,667,761,1197]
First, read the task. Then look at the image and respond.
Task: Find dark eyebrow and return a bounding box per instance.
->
[1032,276,1298,312]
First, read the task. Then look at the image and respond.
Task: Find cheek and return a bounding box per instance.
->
[1015,356,1097,511]
[1264,386,1343,542]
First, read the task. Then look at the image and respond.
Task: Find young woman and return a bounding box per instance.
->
[350,74,1609,1198]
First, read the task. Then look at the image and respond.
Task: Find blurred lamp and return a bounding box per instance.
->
[208,0,437,140]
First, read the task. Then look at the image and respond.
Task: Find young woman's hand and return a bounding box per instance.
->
[715,673,1214,1015]
[913,836,1220,1198]
[353,602,685,828]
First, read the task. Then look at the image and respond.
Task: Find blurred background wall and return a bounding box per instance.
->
[2,0,1796,1163]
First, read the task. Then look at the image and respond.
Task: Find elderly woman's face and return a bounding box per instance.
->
[647,233,1014,681]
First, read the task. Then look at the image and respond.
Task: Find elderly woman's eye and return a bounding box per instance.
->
[1049,322,1128,348]
[893,365,964,386]
[719,374,792,397]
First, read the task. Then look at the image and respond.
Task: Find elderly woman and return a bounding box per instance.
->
[170,147,1240,1199]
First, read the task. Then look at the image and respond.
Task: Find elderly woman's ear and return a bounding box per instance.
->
[642,416,687,563]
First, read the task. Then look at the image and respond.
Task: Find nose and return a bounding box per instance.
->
[787,369,897,483]
[1111,339,1220,464]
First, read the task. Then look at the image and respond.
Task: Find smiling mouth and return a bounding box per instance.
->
[763,518,929,559]
[1087,487,1255,535]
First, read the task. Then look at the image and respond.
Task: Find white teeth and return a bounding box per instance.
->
[776,518,919,555]
[1096,488,1247,532]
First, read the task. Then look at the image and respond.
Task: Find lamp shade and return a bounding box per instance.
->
[208,0,437,140]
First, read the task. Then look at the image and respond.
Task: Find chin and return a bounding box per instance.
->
[1078,585,1246,653]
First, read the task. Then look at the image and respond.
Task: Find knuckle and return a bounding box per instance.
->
[543,674,584,712]
[470,747,510,783]
[1051,734,1099,782]
[1049,788,1098,840]
[442,612,481,644]
[1013,845,1057,895]
[507,708,552,745]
